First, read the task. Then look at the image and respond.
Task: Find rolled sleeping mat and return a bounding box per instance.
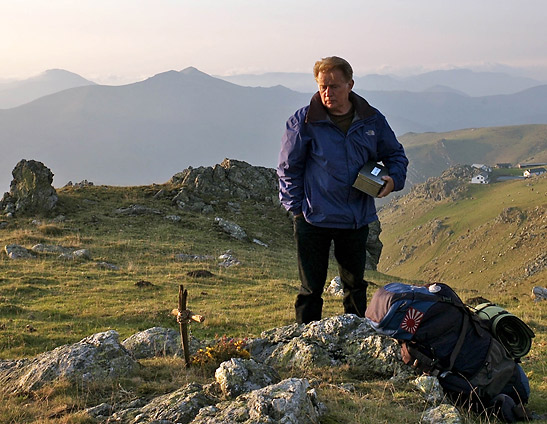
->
[475,303,535,359]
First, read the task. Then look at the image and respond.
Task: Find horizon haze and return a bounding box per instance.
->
[2,1,547,85]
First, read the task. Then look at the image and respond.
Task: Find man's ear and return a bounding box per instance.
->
[349,79,355,90]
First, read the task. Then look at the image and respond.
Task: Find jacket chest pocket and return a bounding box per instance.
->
[348,128,377,166]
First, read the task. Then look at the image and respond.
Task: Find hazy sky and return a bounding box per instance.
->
[2,0,546,84]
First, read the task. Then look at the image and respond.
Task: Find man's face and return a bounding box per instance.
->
[316,69,354,115]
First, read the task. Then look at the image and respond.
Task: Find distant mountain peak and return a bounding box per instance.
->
[146,68,213,83]
[34,69,95,84]
[180,66,203,75]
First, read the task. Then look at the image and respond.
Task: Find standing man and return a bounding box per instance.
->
[277,56,408,324]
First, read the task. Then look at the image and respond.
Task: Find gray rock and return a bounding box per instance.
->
[113,382,218,424]
[525,253,547,278]
[532,286,547,301]
[0,330,138,394]
[366,219,383,270]
[0,159,58,216]
[65,180,94,188]
[413,375,444,404]
[215,358,280,398]
[4,244,35,259]
[250,315,406,378]
[72,249,91,259]
[31,244,73,255]
[58,248,91,260]
[171,159,277,204]
[252,238,268,247]
[114,204,161,215]
[95,261,120,270]
[53,214,66,223]
[325,276,344,297]
[411,165,476,202]
[218,252,241,267]
[422,403,462,424]
[85,402,113,418]
[165,214,182,222]
[214,217,248,241]
[122,327,201,359]
[175,253,215,262]
[191,378,321,424]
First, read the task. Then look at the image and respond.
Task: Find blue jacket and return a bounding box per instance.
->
[277,91,408,229]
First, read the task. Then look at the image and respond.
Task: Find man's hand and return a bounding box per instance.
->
[377,176,394,198]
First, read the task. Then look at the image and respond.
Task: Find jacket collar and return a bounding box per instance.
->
[305,91,376,124]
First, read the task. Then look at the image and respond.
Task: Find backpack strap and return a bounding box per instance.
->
[448,312,469,370]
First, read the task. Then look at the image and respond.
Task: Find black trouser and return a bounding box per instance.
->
[293,217,369,324]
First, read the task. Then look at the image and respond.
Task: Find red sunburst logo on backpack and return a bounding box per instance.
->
[400,307,424,334]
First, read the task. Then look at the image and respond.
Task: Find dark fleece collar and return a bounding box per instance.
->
[305,91,376,123]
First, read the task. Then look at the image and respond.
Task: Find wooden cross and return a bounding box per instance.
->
[172,284,205,368]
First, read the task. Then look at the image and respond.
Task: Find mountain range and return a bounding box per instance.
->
[218,68,544,97]
[1,67,547,192]
[0,69,95,109]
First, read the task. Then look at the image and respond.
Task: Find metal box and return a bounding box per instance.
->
[353,161,388,197]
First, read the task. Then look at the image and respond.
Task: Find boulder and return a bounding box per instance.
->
[4,244,35,259]
[532,286,547,301]
[0,330,138,394]
[108,382,218,424]
[325,276,344,297]
[422,404,463,424]
[1,159,58,216]
[122,327,201,359]
[366,219,383,270]
[214,217,248,241]
[191,378,321,424]
[171,159,278,213]
[249,315,409,377]
[413,375,444,404]
[215,358,280,398]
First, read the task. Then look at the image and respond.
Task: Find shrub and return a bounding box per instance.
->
[191,336,250,367]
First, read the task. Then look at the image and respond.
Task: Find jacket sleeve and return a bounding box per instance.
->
[376,113,409,192]
[277,114,309,215]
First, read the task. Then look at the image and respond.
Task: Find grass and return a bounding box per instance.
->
[0,181,545,423]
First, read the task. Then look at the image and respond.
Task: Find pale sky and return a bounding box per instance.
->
[2,0,546,84]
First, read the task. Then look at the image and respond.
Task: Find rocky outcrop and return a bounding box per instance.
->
[191,378,322,424]
[410,165,475,202]
[0,330,138,394]
[0,316,416,423]
[171,158,278,203]
[170,159,278,214]
[107,382,219,423]
[0,159,58,216]
[366,219,383,270]
[249,314,408,378]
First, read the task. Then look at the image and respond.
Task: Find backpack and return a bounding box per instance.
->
[365,282,531,411]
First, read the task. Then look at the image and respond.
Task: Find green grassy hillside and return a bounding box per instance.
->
[378,172,546,295]
[0,175,545,423]
[401,124,547,183]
